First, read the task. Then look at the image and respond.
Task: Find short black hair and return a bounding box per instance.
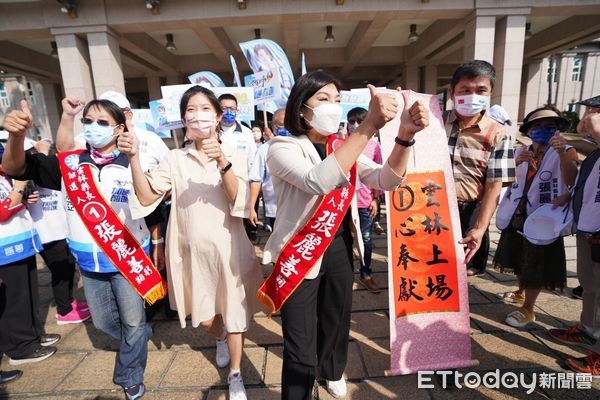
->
[347,107,368,124]
[218,93,238,105]
[180,85,222,121]
[451,60,496,90]
[285,70,342,136]
[83,99,126,126]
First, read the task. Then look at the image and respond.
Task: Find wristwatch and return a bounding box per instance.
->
[219,161,233,174]
[395,136,416,147]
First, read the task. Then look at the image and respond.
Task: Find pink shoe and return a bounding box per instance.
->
[71,299,89,311]
[56,307,91,325]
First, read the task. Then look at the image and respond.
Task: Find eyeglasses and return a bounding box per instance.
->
[221,107,237,112]
[80,118,113,127]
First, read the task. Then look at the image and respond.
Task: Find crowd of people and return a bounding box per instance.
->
[0,59,599,400]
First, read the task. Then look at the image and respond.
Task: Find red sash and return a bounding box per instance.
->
[58,150,167,305]
[258,135,357,315]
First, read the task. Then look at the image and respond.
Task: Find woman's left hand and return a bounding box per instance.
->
[398,91,429,139]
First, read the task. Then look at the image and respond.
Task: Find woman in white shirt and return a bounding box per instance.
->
[261,70,429,399]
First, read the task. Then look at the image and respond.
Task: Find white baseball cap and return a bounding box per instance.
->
[523,203,573,245]
[99,91,131,109]
[488,105,512,126]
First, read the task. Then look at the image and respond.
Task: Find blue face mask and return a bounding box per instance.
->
[529,126,557,145]
[84,122,115,149]
[276,127,290,137]
[222,109,237,125]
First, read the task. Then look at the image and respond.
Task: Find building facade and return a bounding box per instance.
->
[0,0,599,139]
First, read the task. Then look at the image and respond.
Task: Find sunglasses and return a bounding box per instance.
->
[80,118,114,127]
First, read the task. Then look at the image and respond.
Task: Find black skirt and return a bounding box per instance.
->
[493,226,566,291]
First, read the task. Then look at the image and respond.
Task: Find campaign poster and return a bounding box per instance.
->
[244,70,282,105]
[132,108,170,138]
[160,84,255,123]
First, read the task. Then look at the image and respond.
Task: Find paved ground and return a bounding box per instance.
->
[1,214,599,399]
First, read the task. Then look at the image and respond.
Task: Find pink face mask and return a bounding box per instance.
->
[186,111,216,139]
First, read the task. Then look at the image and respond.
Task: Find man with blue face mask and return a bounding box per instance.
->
[218,94,258,241]
[444,60,516,276]
[218,94,257,170]
[248,109,286,233]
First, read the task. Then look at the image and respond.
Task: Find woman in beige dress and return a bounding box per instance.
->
[118,85,262,400]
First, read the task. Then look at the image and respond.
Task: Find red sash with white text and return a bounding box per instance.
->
[258,135,357,315]
[58,150,167,305]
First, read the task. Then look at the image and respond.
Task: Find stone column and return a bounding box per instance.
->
[463,14,495,62]
[424,65,438,95]
[53,33,95,133]
[147,75,162,100]
[166,74,181,85]
[491,15,527,136]
[40,82,62,140]
[87,29,125,96]
[520,60,544,122]
[404,64,419,92]
[54,33,95,102]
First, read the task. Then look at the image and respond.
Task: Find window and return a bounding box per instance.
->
[0,83,9,108]
[26,81,36,106]
[571,57,583,82]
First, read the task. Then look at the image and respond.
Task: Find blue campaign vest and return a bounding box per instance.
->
[60,152,150,274]
[0,173,42,266]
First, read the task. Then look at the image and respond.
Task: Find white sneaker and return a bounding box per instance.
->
[228,371,247,400]
[216,337,230,368]
[326,377,347,398]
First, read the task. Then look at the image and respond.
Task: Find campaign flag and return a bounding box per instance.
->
[379,90,472,375]
[239,38,294,111]
[187,71,226,87]
[160,84,255,123]
[244,70,282,105]
[230,56,242,88]
[301,52,307,76]
[132,108,170,138]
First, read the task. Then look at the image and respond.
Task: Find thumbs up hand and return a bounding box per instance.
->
[398,89,429,139]
[3,100,33,138]
[117,127,139,157]
[549,130,566,155]
[363,84,399,130]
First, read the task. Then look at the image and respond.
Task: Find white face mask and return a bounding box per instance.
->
[454,94,490,117]
[304,103,344,136]
[185,111,216,139]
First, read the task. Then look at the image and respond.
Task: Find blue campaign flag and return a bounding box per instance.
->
[230,56,242,87]
[188,71,226,87]
[239,39,294,111]
[301,52,307,76]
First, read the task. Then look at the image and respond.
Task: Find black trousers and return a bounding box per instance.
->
[458,201,490,271]
[0,256,43,358]
[40,239,76,316]
[280,233,354,400]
